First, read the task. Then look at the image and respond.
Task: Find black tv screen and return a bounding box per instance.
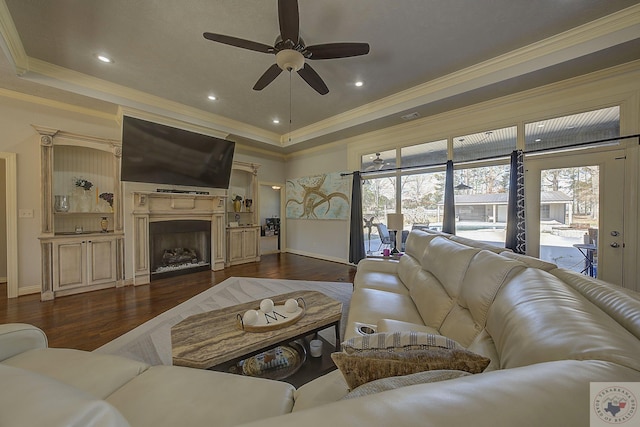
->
[121,116,235,189]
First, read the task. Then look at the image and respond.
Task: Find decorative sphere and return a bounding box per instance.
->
[259,299,274,313]
[284,299,299,313]
[243,310,259,325]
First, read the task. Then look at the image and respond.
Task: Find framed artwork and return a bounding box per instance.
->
[285,172,350,220]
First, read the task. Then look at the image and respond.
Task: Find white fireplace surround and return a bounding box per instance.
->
[131,191,226,285]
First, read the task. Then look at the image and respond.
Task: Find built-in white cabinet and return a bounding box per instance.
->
[52,236,117,291]
[227,226,260,265]
[226,161,261,266]
[37,127,124,300]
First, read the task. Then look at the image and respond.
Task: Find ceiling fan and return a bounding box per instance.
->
[203,0,370,95]
[365,153,390,171]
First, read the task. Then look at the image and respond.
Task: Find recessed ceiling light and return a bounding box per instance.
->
[537,124,545,128]
[207,95,217,101]
[355,81,364,87]
[273,119,280,124]
[535,138,542,142]
[96,54,113,63]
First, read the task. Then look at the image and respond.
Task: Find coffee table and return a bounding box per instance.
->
[171,290,343,372]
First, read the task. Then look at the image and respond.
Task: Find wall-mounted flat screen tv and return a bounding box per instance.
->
[121,116,235,189]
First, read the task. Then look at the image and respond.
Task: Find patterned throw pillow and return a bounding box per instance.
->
[341,331,461,353]
[331,332,490,390]
[342,369,471,400]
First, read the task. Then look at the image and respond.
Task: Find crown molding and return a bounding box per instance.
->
[0,87,115,121]
[0,0,27,75]
[22,58,282,146]
[284,4,640,146]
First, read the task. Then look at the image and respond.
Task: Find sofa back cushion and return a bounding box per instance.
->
[439,251,525,347]
[499,251,557,271]
[487,268,640,371]
[551,268,640,340]
[409,238,480,330]
[399,231,442,292]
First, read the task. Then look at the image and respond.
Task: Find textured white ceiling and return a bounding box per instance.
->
[1,0,639,152]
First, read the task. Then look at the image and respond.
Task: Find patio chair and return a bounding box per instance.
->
[375,223,393,251]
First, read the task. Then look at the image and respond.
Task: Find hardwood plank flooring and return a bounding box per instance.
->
[0,253,356,351]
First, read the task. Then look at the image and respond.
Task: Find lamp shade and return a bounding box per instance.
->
[387,213,404,231]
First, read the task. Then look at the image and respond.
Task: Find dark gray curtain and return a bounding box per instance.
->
[505,150,526,253]
[349,171,366,264]
[442,160,456,235]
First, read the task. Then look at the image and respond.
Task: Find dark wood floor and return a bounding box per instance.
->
[0,253,356,351]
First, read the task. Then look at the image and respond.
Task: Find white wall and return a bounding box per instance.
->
[285,144,351,263]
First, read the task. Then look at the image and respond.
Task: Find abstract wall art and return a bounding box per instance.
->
[285,172,350,220]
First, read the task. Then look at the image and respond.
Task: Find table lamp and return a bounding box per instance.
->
[387,213,404,255]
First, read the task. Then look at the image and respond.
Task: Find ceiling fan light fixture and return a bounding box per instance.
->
[276,49,305,72]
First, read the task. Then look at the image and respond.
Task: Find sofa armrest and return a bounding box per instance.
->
[356,258,399,274]
[0,324,48,361]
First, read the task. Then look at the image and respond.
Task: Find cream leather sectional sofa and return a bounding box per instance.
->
[2,229,640,426]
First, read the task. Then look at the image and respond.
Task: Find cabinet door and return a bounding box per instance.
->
[53,240,86,290]
[243,227,259,259]
[228,229,245,262]
[87,238,117,286]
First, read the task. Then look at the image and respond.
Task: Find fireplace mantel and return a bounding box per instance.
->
[132,191,226,285]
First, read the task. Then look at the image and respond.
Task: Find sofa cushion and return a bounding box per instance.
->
[408,269,455,329]
[106,365,295,427]
[449,235,506,253]
[342,369,471,400]
[331,346,490,390]
[551,268,640,340]
[292,370,349,412]
[421,238,480,298]
[0,363,129,427]
[3,348,150,399]
[487,268,640,371]
[439,251,525,346]
[499,251,557,271]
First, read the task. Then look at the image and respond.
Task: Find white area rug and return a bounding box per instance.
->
[94,277,352,366]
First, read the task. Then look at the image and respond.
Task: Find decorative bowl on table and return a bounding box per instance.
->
[240,341,307,380]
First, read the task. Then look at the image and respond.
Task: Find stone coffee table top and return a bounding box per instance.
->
[171,290,343,369]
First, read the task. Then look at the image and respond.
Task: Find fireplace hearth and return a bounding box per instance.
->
[149,220,211,280]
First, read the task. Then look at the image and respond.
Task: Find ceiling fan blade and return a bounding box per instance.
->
[253,64,283,91]
[203,32,273,54]
[278,0,299,45]
[297,63,329,95]
[306,43,370,59]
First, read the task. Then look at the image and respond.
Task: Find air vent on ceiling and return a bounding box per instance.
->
[401,112,420,121]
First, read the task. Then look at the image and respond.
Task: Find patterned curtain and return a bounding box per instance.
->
[349,171,366,264]
[442,160,456,235]
[505,150,526,253]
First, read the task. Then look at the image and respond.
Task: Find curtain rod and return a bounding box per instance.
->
[341,133,640,177]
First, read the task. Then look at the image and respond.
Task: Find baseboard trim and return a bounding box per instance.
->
[18,285,41,296]
[285,249,350,265]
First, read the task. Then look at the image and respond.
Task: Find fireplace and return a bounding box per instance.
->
[149,220,211,280]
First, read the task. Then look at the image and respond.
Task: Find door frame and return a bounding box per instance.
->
[525,148,626,286]
[1,152,18,298]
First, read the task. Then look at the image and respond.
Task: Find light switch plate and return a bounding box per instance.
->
[18,209,34,218]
